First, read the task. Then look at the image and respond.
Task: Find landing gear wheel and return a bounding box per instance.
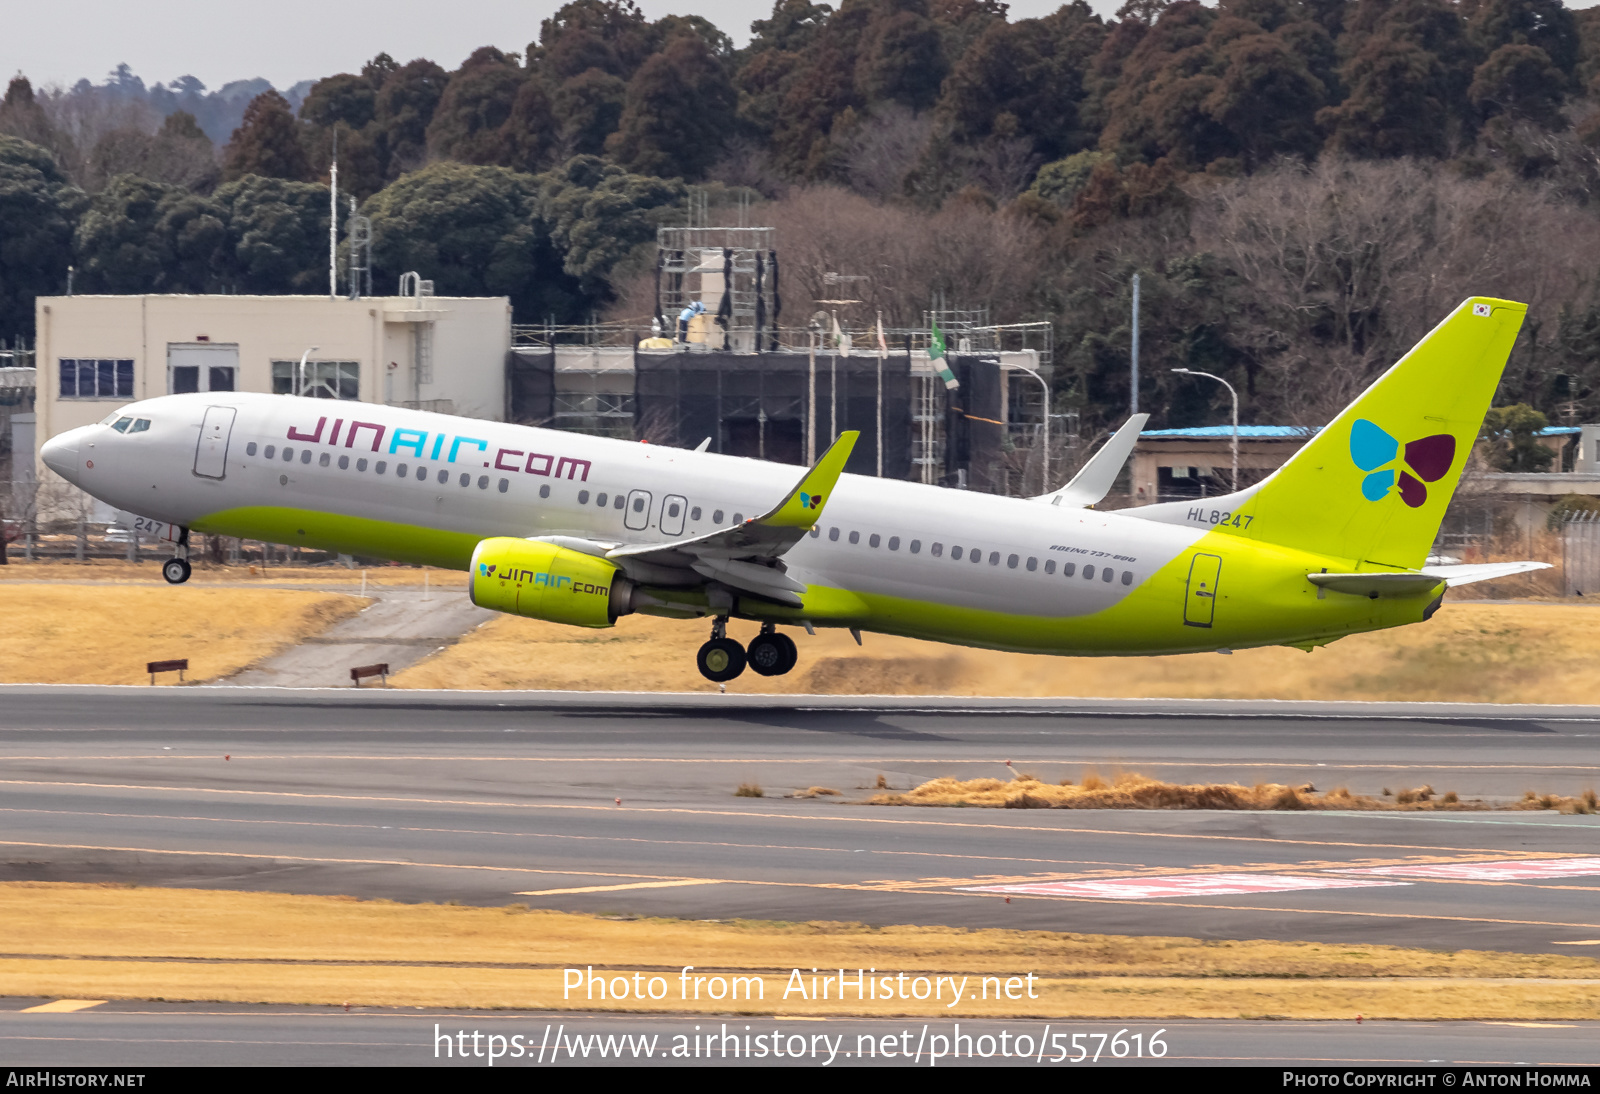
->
[697,637,746,682]
[162,558,192,585]
[748,633,798,676]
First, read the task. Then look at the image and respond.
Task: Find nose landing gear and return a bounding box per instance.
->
[696,617,746,683]
[162,527,192,585]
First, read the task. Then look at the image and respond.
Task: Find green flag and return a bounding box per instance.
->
[929,320,959,391]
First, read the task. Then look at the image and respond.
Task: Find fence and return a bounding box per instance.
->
[1561,510,1600,596]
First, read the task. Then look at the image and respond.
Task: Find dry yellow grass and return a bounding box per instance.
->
[393,601,1600,703]
[0,586,367,684]
[3,884,1598,1018]
[871,772,1478,811]
[0,558,463,587]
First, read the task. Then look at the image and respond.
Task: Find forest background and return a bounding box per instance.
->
[4,0,1600,445]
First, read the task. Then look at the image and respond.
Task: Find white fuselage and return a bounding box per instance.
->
[44,392,1217,649]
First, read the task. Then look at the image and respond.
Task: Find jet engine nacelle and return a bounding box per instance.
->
[468,537,633,628]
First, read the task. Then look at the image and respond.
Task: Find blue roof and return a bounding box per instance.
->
[1141,425,1319,439]
[1539,426,1580,435]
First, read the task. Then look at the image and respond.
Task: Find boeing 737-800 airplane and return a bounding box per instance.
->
[40,296,1546,682]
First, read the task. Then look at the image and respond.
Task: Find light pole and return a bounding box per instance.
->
[1171,368,1238,492]
[1002,362,1050,495]
[297,346,319,397]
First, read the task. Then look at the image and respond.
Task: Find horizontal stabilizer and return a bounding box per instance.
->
[1308,572,1444,598]
[1419,560,1551,586]
[1037,413,1148,508]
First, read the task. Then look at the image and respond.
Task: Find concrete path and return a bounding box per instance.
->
[222,587,493,688]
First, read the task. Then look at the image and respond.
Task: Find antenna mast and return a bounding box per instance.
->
[328,127,339,299]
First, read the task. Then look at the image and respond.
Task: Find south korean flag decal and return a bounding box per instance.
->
[1473,302,1492,317]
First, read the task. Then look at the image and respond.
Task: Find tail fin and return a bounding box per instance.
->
[1133,297,1526,569]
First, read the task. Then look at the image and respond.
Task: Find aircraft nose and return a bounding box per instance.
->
[40,428,83,482]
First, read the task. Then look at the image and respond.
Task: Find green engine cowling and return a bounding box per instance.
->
[468,537,634,627]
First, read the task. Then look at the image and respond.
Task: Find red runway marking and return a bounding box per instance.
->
[1341,857,1600,881]
[958,873,1410,900]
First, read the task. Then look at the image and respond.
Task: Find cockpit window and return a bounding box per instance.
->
[110,417,133,433]
[129,418,151,433]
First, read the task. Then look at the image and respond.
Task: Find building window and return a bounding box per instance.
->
[171,364,235,394]
[60,359,134,399]
[271,359,360,399]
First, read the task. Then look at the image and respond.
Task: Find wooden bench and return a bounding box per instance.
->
[147,659,188,685]
[350,663,389,687]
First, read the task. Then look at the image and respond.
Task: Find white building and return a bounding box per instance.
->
[34,292,513,497]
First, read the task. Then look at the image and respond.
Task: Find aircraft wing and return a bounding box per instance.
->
[1035,414,1148,508]
[603,432,859,606]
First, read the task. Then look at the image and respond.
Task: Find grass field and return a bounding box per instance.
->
[0,585,368,685]
[393,600,1600,704]
[4,884,1598,1019]
[0,558,461,587]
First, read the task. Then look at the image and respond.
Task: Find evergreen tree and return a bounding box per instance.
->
[374,58,448,178]
[607,32,736,179]
[0,136,82,338]
[221,91,312,182]
[425,47,526,165]
[213,174,328,292]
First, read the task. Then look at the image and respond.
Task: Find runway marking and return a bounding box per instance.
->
[933,886,1600,931]
[5,837,1600,934]
[7,754,1600,773]
[961,874,1411,900]
[0,807,1147,872]
[1341,857,1600,881]
[1553,940,1600,945]
[516,879,726,896]
[19,1000,105,1013]
[0,779,1547,854]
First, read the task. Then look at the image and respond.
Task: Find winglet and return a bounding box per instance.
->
[758,431,859,528]
[1039,413,1149,507]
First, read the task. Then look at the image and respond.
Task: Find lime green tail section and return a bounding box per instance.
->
[1238,297,1526,570]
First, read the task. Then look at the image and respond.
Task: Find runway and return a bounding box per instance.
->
[2,1002,1597,1067]
[2,686,1598,954]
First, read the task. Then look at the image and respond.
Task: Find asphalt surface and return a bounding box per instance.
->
[1,686,1597,954]
[3,1003,1598,1067]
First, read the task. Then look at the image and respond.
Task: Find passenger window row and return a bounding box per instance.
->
[808,524,1135,586]
[246,440,556,496]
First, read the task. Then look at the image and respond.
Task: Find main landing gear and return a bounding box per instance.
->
[162,528,192,585]
[696,621,798,683]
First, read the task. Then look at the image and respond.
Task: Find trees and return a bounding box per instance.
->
[363,161,583,321]
[536,154,685,295]
[373,58,449,178]
[425,48,529,166]
[0,136,81,338]
[73,174,225,293]
[1482,404,1556,471]
[212,174,329,292]
[221,91,311,182]
[607,31,737,179]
